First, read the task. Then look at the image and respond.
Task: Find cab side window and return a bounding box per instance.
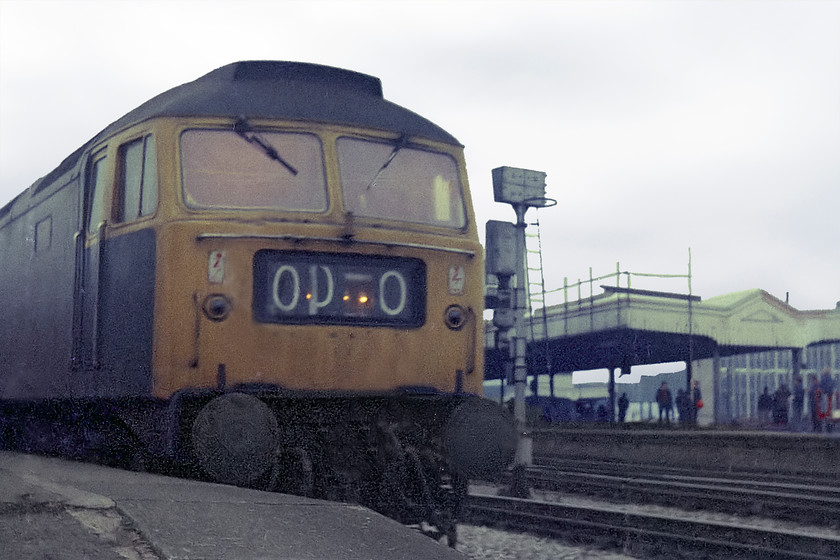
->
[87,152,108,234]
[117,135,157,222]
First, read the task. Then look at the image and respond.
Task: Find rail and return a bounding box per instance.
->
[463,492,840,559]
[525,457,840,527]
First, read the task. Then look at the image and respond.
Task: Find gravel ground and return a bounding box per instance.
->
[456,524,637,559]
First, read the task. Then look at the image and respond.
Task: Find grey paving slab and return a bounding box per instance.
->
[0,509,128,560]
[120,499,452,560]
[0,451,466,559]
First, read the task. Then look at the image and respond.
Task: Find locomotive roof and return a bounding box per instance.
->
[14,61,461,206]
[99,61,460,144]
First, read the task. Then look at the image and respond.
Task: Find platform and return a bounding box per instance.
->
[0,451,465,559]
[532,427,840,477]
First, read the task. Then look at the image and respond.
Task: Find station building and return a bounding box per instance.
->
[486,282,840,427]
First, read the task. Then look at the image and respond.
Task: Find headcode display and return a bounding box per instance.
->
[253,250,426,327]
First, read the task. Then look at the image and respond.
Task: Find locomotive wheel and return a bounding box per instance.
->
[191,393,279,487]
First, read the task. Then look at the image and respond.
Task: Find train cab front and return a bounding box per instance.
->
[149,118,514,505]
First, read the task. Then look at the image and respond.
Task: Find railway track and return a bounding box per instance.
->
[523,457,840,527]
[533,456,838,488]
[463,493,840,559]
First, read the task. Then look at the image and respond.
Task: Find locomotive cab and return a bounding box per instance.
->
[152,118,484,399]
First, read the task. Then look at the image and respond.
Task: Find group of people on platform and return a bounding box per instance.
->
[602,368,835,429]
[646,380,703,425]
[759,367,836,432]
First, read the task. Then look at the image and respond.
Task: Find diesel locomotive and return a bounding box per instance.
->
[0,61,515,542]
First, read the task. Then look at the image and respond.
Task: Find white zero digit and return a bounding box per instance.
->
[379,270,407,316]
[272,265,300,312]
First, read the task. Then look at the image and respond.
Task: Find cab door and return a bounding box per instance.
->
[73,148,109,380]
[72,135,158,396]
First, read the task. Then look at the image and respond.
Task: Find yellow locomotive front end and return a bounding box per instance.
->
[152,118,484,398]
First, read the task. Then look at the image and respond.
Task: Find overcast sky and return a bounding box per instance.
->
[2,0,838,310]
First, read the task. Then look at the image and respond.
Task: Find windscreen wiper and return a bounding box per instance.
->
[233,117,298,176]
[366,134,409,190]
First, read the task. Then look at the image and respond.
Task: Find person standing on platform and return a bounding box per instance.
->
[809,374,823,433]
[691,380,703,424]
[676,389,689,425]
[820,368,835,433]
[791,376,805,431]
[758,387,773,427]
[618,392,629,423]
[656,382,673,424]
[773,383,791,426]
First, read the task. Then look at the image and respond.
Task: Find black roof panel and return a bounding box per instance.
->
[101,61,457,143]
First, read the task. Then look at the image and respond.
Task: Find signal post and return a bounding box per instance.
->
[486,166,553,497]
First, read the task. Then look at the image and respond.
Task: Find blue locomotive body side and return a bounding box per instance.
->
[1,173,81,399]
[1,172,156,400]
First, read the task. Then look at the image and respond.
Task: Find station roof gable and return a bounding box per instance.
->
[487,288,840,375]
